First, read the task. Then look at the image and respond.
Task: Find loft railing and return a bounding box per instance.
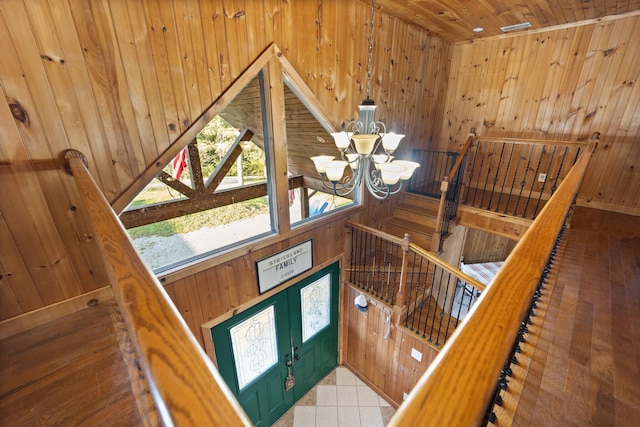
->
[63,150,251,426]
[388,140,597,426]
[344,221,486,350]
[482,221,567,425]
[462,136,590,219]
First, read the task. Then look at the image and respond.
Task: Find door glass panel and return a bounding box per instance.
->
[300,274,331,343]
[230,305,279,389]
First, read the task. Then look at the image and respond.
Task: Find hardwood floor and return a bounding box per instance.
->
[510,206,640,426]
[0,301,141,426]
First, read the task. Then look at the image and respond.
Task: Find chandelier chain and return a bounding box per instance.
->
[366,0,375,100]
[310,0,419,201]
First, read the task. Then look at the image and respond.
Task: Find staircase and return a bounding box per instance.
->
[385,193,440,250]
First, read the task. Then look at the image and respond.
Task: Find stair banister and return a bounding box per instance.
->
[432,129,476,252]
[63,149,251,426]
[388,140,597,426]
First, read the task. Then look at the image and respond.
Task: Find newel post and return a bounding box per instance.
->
[431,177,449,253]
[395,233,411,309]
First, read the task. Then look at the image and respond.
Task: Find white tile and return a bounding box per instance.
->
[316,385,338,406]
[338,406,361,427]
[316,406,338,427]
[359,407,384,427]
[336,385,359,406]
[336,367,357,385]
[357,385,380,406]
[355,376,366,386]
[378,395,392,407]
[294,406,316,427]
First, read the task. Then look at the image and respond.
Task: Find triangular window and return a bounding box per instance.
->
[118,46,357,273]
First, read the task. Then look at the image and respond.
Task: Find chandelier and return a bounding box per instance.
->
[311,0,419,200]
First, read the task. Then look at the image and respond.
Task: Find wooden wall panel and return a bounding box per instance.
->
[0,0,447,320]
[166,219,350,348]
[441,14,640,215]
[342,285,439,405]
[462,227,518,264]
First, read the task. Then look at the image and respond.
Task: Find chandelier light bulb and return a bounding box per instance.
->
[352,134,378,155]
[372,154,392,169]
[311,155,335,173]
[323,160,348,182]
[392,160,420,180]
[382,133,404,153]
[379,163,405,185]
[331,132,351,150]
[346,153,360,170]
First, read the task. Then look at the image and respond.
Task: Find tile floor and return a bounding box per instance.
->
[272,366,396,427]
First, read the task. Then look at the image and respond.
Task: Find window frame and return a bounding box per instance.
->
[116,45,363,279]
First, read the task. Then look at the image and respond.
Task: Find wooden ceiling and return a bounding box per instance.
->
[361,0,640,42]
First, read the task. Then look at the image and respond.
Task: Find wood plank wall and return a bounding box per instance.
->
[0,0,448,322]
[167,219,350,349]
[341,284,439,405]
[441,13,640,215]
[462,228,518,264]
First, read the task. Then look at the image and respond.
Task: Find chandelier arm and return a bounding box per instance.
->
[364,175,390,200]
[319,174,339,192]
[363,166,390,200]
[321,157,366,198]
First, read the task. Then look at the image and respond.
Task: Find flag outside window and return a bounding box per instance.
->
[172,148,187,180]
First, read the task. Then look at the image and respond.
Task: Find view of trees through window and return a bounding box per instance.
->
[121,67,358,274]
[123,116,273,272]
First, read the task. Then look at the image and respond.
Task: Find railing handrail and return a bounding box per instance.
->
[431,130,476,251]
[407,243,486,292]
[388,140,597,426]
[344,220,487,314]
[475,135,589,147]
[345,220,407,246]
[445,130,477,183]
[63,150,251,426]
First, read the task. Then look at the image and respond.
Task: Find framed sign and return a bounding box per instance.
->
[256,240,313,294]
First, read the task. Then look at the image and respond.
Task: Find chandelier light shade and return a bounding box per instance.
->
[310,0,420,200]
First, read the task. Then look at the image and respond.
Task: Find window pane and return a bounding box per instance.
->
[124,75,274,272]
[229,305,279,390]
[301,274,332,343]
[283,81,356,225]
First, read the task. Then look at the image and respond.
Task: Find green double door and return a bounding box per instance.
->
[211,262,340,426]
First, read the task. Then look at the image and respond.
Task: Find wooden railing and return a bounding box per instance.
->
[344,220,486,350]
[402,243,486,348]
[388,140,597,426]
[344,221,411,310]
[431,130,476,252]
[408,149,459,197]
[63,150,251,426]
[462,136,589,219]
